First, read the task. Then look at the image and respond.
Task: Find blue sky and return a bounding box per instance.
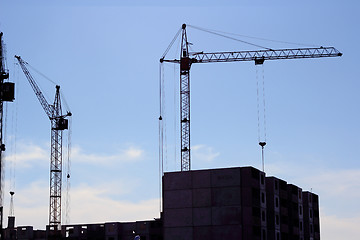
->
[0,1,359,239]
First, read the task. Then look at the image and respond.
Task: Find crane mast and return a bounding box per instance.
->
[161,24,342,171]
[15,56,71,233]
[179,24,191,172]
[0,32,14,240]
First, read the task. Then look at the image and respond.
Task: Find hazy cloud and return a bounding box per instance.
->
[192,144,220,162]
[302,169,360,198]
[321,213,360,240]
[71,145,145,164]
[70,184,159,225]
[4,142,145,168]
[4,141,48,167]
[4,182,159,229]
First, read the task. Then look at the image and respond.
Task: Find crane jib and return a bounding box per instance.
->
[191,47,342,63]
[162,47,342,65]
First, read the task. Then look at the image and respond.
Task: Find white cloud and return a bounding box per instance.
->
[192,144,220,162]
[302,169,360,198]
[69,184,160,225]
[4,142,145,169]
[321,213,360,240]
[4,142,48,167]
[266,160,360,199]
[71,145,145,164]
[4,182,160,230]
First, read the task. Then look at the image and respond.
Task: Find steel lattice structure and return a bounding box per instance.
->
[16,56,71,233]
[0,32,7,240]
[190,47,342,63]
[49,86,63,228]
[0,32,14,240]
[179,24,191,171]
[161,24,342,172]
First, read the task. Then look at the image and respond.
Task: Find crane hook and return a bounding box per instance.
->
[259,142,266,172]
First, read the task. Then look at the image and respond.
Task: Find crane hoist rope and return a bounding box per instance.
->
[256,63,267,172]
[159,63,164,176]
[64,116,72,225]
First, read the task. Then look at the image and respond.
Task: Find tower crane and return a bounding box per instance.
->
[0,32,15,240]
[15,56,71,233]
[160,24,342,171]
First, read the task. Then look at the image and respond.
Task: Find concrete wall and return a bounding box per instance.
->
[303,192,320,240]
[163,167,267,240]
[163,166,319,240]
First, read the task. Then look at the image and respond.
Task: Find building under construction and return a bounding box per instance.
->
[3,166,319,240]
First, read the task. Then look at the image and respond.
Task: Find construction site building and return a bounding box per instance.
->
[2,166,319,240]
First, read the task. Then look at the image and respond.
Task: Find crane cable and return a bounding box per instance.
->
[4,60,20,217]
[64,116,72,225]
[9,61,19,193]
[161,28,182,60]
[187,24,320,49]
[188,25,272,50]
[158,62,164,213]
[18,60,56,108]
[173,36,181,170]
[256,64,267,172]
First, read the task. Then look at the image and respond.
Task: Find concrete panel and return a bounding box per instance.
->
[241,206,252,225]
[211,225,242,240]
[242,226,253,240]
[193,207,212,226]
[211,206,242,225]
[241,168,261,188]
[164,189,192,209]
[280,206,288,216]
[241,187,255,207]
[242,206,261,226]
[164,208,193,227]
[192,169,211,188]
[261,190,267,208]
[105,222,122,235]
[211,168,241,187]
[281,224,289,233]
[164,227,193,240]
[212,187,241,206]
[192,188,211,208]
[163,171,192,191]
[193,226,212,240]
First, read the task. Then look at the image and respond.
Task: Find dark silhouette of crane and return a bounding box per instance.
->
[15,56,71,235]
[0,32,15,240]
[160,24,342,171]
